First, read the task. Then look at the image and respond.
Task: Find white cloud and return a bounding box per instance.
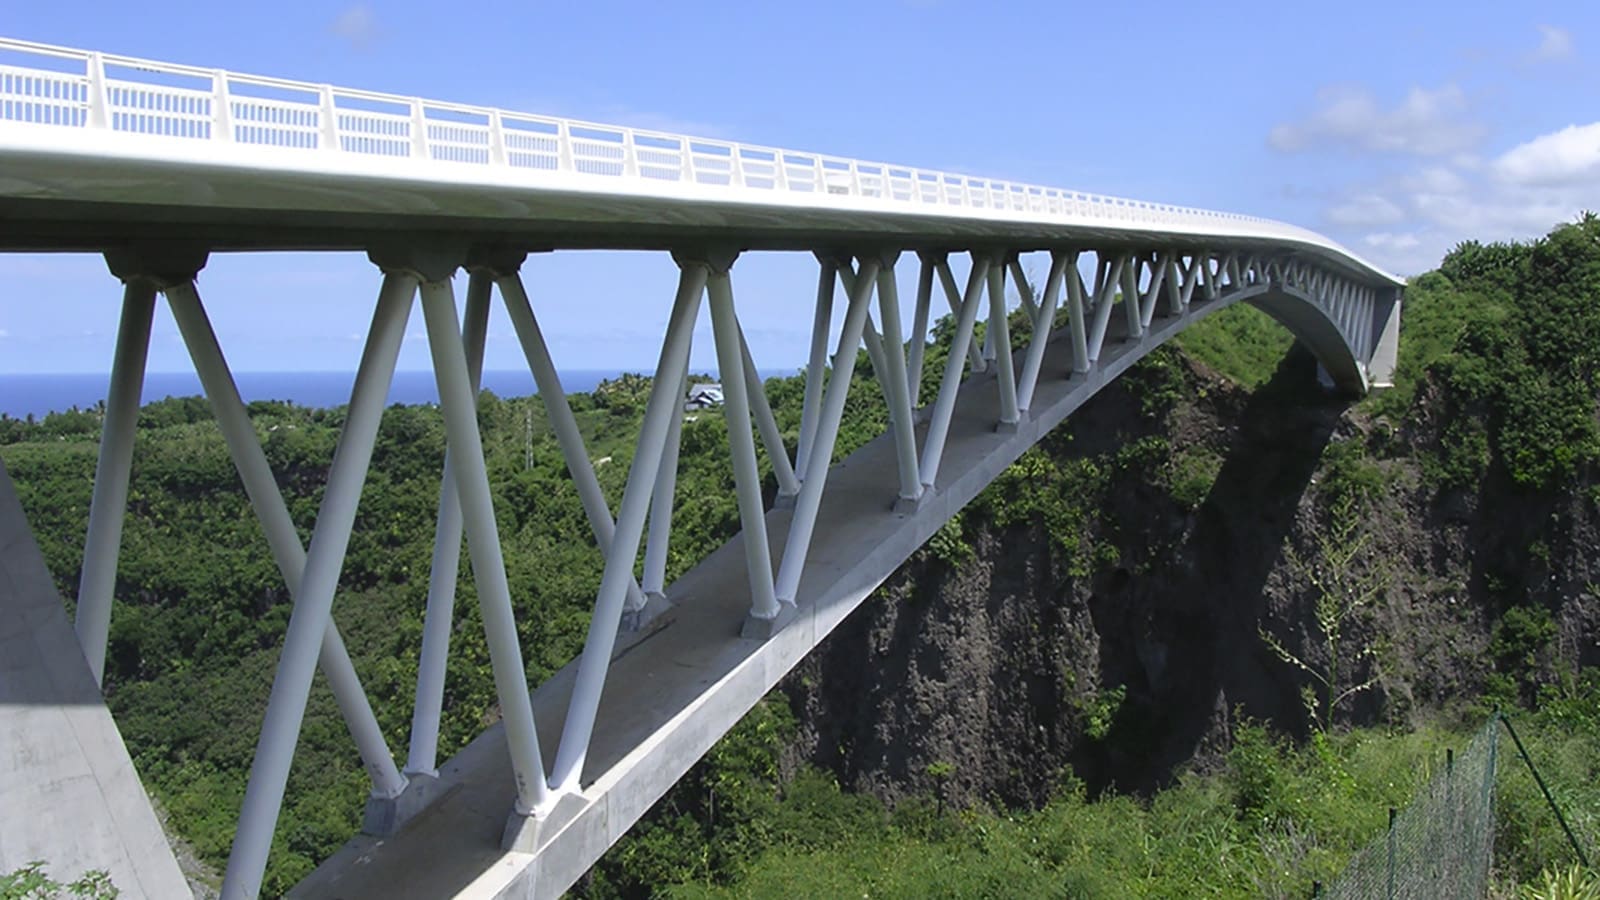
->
[330,5,379,49]
[1397,166,1467,195]
[1326,194,1406,227]
[1528,25,1574,64]
[1269,84,1484,156]
[1492,122,1600,187]
[1362,231,1423,255]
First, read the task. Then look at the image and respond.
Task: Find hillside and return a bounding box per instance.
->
[4,218,1599,896]
[583,219,1600,896]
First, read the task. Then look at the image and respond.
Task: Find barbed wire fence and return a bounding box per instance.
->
[1316,714,1500,899]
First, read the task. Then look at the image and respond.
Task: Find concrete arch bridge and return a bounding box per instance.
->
[0,37,1402,899]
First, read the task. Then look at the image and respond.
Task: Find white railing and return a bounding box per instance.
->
[0,37,1393,280]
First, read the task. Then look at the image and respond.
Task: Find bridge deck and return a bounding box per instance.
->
[291,305,1205,899]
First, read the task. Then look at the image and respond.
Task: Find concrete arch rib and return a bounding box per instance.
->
[1247,286,1368,395]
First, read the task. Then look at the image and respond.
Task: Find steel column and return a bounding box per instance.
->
[907,252,936,408]
[222,271,414,900]
[165,281,407,806]
[642,350,691,599]
[74,280,156,687]
[1007,255,1038,321]
[1121,256,1144,340]
[838,263,899,419]
[935,257,986,372]
[873,252,923,505]
[1164,255,1183,316]
[918,255,990,489]
[737,322,798,498]
[1015,250,1068,414]
[1179,256,1203,308]
[774,257,881,605]
[795,258,837,484]
[861,312,892,392]
[986,254,1020,425]
[1066,263,1090,373]
[497,270,649,613]
[706,265,779,619]
[420,275,550,818]
[1087,254,1126,363]
[407,269,492,777]
[1141,251,1171,327]
[551,261,706,790]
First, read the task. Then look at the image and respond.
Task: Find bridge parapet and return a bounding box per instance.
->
[1,36,1400,284]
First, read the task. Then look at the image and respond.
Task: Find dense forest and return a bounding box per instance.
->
[3,218,1599,897]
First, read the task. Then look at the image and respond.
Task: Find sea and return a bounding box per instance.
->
[0,369,730,420]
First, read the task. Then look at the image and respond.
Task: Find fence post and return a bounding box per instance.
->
[1386,807,1397,900]
[1501,713,1591,868]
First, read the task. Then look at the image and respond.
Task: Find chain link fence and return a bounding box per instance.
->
[1319,715,1500,899]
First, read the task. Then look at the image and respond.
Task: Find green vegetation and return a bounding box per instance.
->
[1376,215,1600,490]
[580,686,1598,898]
[3,363,893,894]
[0,864,116,900]
[1258,492,1386,733]
[1175,301,1294,388]
[5,219,1599,895]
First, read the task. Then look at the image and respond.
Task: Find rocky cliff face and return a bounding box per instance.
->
[779,346,1600,810]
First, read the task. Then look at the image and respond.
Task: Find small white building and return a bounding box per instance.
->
[684,382,723,411]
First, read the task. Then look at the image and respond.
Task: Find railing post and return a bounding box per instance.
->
[211,70,233,142]
[622,130,639,178]
[488,110,507,166]
[319,85,340,152]
[558,120,575,172]
[85,52,109,129]
[410,100,429,160]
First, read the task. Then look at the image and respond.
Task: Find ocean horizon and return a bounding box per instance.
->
[0,369,793,420]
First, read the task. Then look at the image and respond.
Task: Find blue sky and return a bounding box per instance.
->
[1,1,1597,376]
